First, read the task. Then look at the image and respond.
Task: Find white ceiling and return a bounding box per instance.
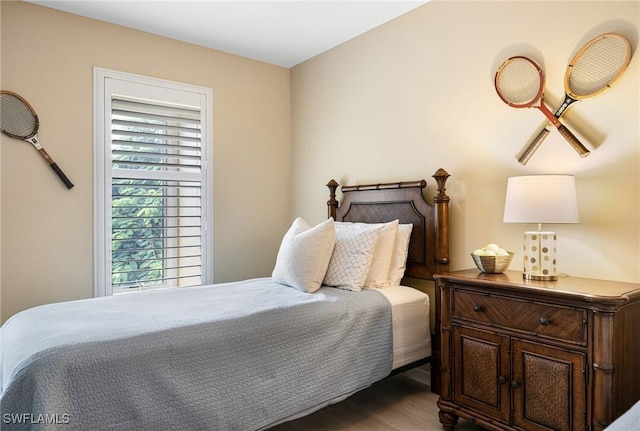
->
[27,1,429,68]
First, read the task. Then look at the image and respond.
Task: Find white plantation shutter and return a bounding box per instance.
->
[94,68,213,296]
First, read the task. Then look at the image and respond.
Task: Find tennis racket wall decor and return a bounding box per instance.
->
[494,56,590,158]
[0,90,74,189]
[518,33,632,165]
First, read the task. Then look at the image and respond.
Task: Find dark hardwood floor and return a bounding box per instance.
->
[269,367,485,431]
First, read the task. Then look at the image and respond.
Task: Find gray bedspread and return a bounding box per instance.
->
[1,278,392,430]
[605,400,640,430]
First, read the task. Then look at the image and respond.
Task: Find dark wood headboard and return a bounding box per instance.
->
[327,168,450,281]
[326,168,450,394]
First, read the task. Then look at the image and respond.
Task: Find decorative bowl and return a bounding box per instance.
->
[471,252,514,274]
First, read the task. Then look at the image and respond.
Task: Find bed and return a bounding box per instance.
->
[0,168,451,430]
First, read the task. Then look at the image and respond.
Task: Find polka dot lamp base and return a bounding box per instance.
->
[522,231,558,280]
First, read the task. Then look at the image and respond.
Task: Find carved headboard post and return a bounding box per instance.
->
[326,179,339,219]
[432,168,451,274]
[431,168,450,396]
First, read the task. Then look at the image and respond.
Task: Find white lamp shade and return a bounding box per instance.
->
[503,175,579,224]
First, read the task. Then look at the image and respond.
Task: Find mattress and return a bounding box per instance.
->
[373,285,431,369]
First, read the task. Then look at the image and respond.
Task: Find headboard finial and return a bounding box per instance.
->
[433,168,451,203]
[327,179,339,219]
[432,168,450,272]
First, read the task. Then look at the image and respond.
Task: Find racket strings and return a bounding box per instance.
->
[496,58,541,105]
[0,93,37,138]
[568,36,630,96]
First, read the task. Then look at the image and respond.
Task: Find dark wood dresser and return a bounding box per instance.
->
[434,270,640,431]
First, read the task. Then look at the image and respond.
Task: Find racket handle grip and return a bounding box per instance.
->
[557,125,591,158]
[519,126,551,165]
[50,163,75,189]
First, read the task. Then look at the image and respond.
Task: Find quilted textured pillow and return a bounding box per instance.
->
[272,217,336,293]
[323,224,383,292]
[336,220,399,288]
[388,223,413,286]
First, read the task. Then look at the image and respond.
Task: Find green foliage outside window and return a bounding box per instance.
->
[112,179,165,289]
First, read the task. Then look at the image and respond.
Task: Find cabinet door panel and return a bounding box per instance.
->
[453,325,510,423]
[513,338,586,431]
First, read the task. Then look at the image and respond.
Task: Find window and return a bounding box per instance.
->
[94,68,213,296]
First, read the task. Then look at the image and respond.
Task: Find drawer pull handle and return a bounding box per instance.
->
[498,376,506,384]
[539,317,550,326]
[511,381,520,389]
[473,305,482,312]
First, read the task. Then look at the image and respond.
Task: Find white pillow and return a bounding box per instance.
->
[336,220,399,288]
[388,223,414,285]
[272,217,336,293]
[323,224,382,292]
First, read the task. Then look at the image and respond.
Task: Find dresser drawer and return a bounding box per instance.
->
[452,290,587,345]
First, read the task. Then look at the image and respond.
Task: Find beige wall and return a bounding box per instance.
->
[2,1,639,324]
[291,1,640,283]
[0,1,291,323]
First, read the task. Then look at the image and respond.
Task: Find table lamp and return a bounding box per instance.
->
[503,175,579,280]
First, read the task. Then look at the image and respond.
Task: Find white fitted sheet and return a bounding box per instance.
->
[371,285,431,369]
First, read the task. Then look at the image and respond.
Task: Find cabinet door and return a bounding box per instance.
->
[512,338,587,431]
[452,325,511,423]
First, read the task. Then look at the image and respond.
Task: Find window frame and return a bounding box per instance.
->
[93,67,213,297]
